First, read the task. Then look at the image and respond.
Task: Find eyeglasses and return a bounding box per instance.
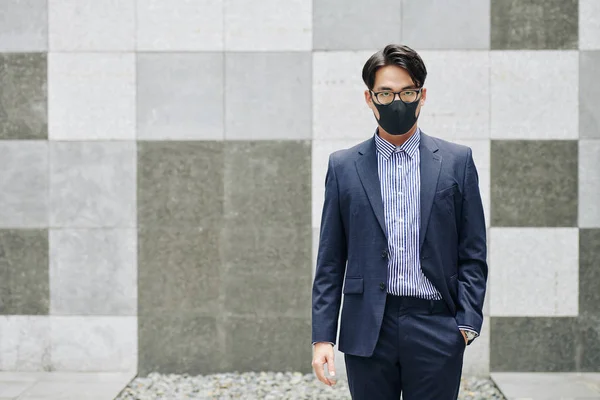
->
[370,88,423,105]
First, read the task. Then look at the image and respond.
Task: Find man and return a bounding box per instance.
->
[311,44,488,400]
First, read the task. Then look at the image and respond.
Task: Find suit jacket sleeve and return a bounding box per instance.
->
[311,154,348,345]
[455,148,488,334]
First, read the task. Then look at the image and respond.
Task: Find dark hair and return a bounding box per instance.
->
[362,44,427,90]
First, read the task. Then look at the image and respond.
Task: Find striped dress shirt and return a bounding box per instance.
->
[374,128,442,300]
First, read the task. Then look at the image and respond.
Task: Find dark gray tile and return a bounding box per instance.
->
[224,141,311,227]
[313,0,401,50]
[225,316,311,373]
[138,312,225,375]
[491,140,578,227]
[138,141,224,228]
[491,0,578,50]
[0,229,48,315]
[577,317,600,371]
[580,52,600,139]
[580,229,600,317]
[222,226,311,317]
[0,53,47,140]
[490,317,577,372]
[138,227,221,315]
[0,0,47,51]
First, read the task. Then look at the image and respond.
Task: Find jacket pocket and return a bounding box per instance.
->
[343,277,364,294]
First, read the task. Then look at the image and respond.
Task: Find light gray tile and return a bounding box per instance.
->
[491,372,600,397]
[580,51,600,139]
[579,141,600,227]
[313,0,401,50]
[0,230,48,316]
[580,0,600,50]
[136,0,223,51]
[50,316,136,371]
[453,140,491,228]
[580,229,600,318]
[462,316,490,376]
[225,53,311,140]
[491,140,578,227]
[224,316,311,372]
[137,141,223,228]
[491,51,578,139]
[0,142,48,228]
[402,0,490,49]
[418,51,490,140]
[48,53,135,140]
[491,0,578,50]
[0,53,47,140]
[312,139,367,228]
[138,313,224,375]
[137,53,224,140]
[489,228,578,317]
[49,142,136,228]
[0,316,51,371]
[313,51,378,140]
[312,227,319,281]
[0,0,47,51]
[48,0,134,51]
[224,0,311,51]
[138,227,220,315]
[490,317,577,372]
[49,229,136,316]
[17,380,128,400]
[224,141,311,227]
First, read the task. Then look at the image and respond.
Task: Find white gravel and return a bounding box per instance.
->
[115,372,505,399]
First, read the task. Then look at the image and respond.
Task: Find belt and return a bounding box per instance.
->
[385,294,450,314]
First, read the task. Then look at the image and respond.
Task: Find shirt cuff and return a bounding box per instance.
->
[457,326,479,338]
[312,341,335,346]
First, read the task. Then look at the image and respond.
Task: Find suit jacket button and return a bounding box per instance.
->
[380,282,386,291]
[381,250,388,258]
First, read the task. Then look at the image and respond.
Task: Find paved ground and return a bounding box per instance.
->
[491,372,600,400]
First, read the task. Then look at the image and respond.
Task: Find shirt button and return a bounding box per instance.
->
[399,275,404,280]
[400,247,405,252]
[379,282,386,291]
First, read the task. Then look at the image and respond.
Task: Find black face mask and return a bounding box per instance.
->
[372,99,420,136]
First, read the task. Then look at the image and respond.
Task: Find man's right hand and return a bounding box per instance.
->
[311,342,337,386]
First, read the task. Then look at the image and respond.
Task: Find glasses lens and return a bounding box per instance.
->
[376,91,394,105]
[400,90,419,103]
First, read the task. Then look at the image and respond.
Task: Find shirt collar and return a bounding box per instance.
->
[374,127,421,160]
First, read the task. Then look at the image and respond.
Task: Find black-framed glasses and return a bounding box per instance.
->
[370,88,423,105]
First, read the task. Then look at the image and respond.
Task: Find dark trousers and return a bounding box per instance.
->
[344,294,465,400]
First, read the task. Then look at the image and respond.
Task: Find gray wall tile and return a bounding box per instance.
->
[136,0,223,51]
[0,141,48,228]
[491,140,578,227]
[48,0,135,51]
[580,51,600,139]
[579,141,600,227]
[222,226,311,317]
[224,0,311,51]
[491,0,578,50]
[578,317,600,371]
[313,0,401,50]
[50,142,136,228]
[225,53,311,140]
[224,141,311,227]
[137,142,223,228]
[137,53,224,140]
[0,229,49,315]
[403,0,490,49]
[138,313,224,375]
[225,316,311,372]
[490,317,577,372]
[48,53,135,140]
[0,316,51,370]
[0,53,47,140]
[49,229,137,316]
[579,0,600,50]
[138,227,221,315]
[580,229,600,318]
[0,0,47,51]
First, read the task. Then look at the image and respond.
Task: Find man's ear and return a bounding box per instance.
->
[364,89,373,106]
[420,88,427,105]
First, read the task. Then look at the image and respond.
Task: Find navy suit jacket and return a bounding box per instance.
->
[311,131,488,357]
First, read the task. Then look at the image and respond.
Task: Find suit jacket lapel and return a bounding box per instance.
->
[355,137,388,240]
[419,132,442,251]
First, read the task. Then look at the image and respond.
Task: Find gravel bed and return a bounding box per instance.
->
[116,372,505,400]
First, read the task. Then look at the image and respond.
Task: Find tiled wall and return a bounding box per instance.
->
[0,0,598,377]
